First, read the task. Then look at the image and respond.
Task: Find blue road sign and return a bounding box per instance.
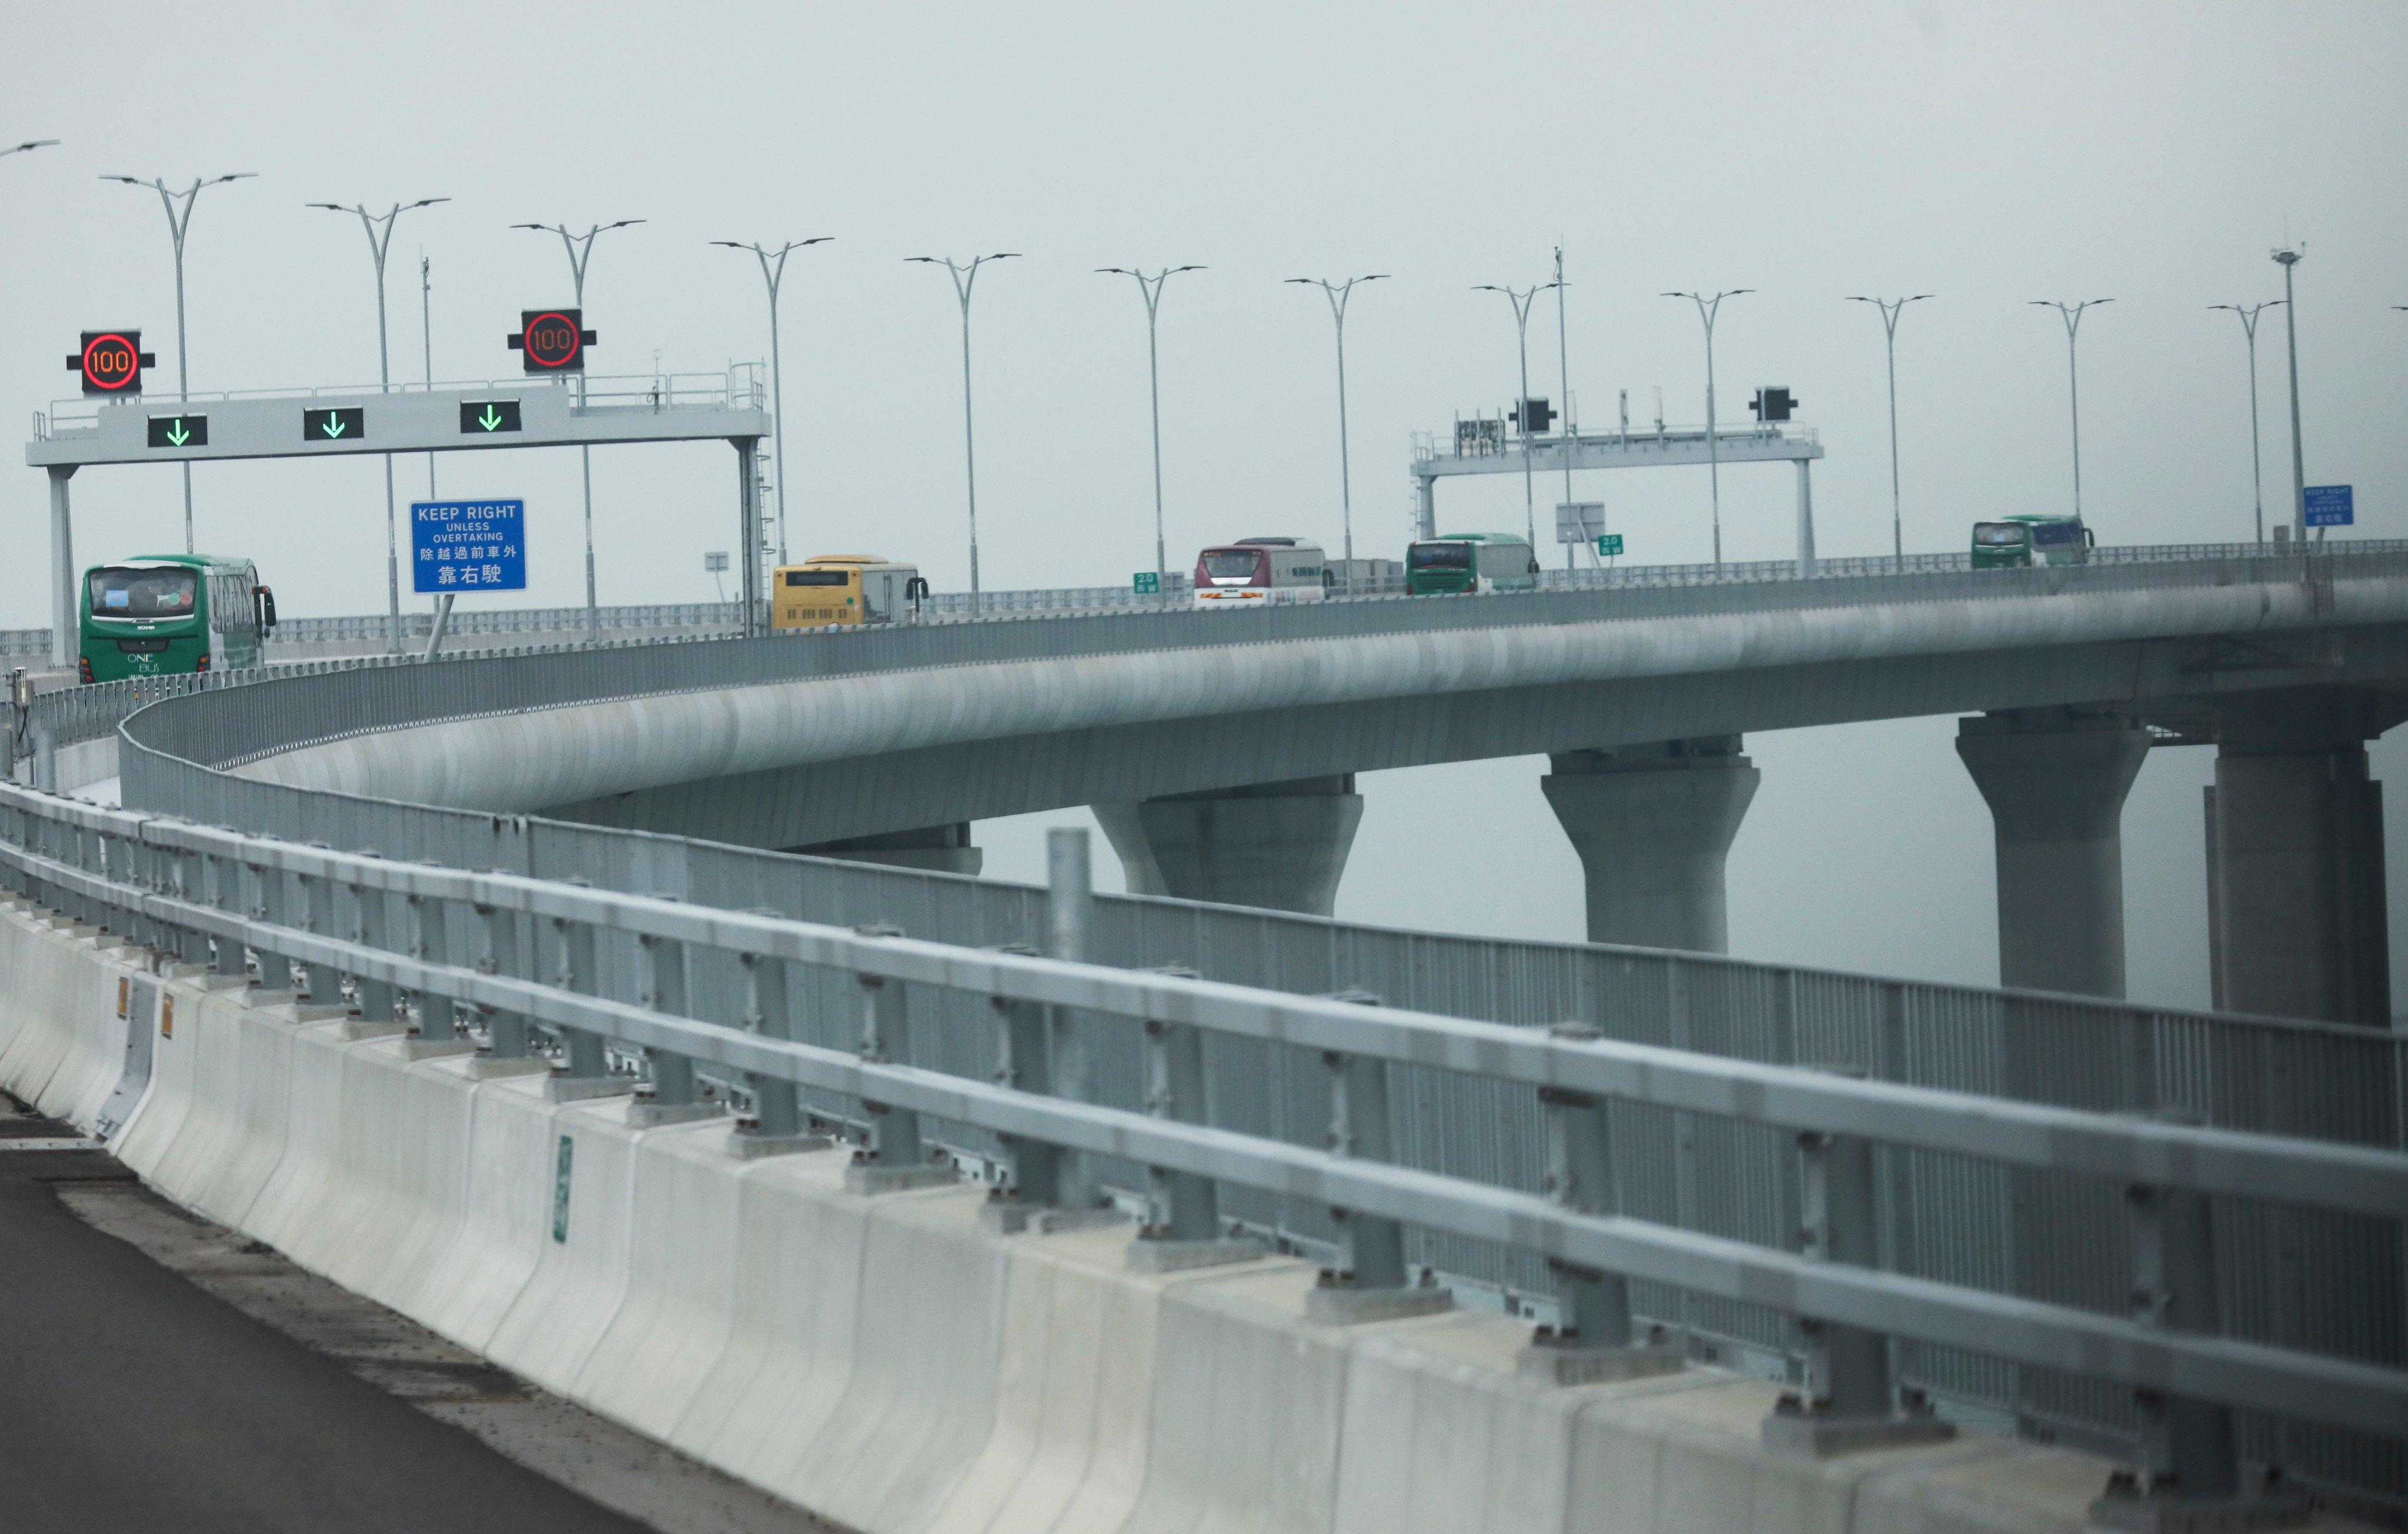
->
[411,499,526,593]
[2305,484,2354,528]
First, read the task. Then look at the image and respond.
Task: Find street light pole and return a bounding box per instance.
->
[421,254,437,499]
[2209,301,2282,546]
[1475,280,1561,550]
[909,253,1018,603]
[103,171,256,556]
[1663,289,1752,566]
[1846,293,1932,567]
[1554,247,1575,569]
[716,238,831,574]
[1284,273,1387,570]
[1099,265,1205,604]
[310,198,449,653]
[513,220,644,644]
[2030,299,2112,524]
[2272,248,2308,543]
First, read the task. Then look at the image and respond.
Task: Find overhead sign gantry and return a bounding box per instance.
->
[27,369,769,666]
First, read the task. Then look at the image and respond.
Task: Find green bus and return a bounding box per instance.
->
[79,554,276,684]
[1405,532,1541,596]
[1971,514,2093,570]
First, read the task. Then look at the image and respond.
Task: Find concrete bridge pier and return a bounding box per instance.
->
[794,823,982,876]
[1542,738,1759,953]
[1954,710,2152,998]
[1094,776,1363,917]
[2205,689,2397,1026]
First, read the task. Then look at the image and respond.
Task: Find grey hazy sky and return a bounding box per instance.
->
[5,1,2403,1008]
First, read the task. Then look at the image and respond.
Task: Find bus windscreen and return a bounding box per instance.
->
[1199,549,1266,580]
[1408,543,1472,568]
[88,566,198,618]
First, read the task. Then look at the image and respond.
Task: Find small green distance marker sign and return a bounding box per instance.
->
[460,399,523,435]
[1132,570,1160,595]
[146,414,208,449]
[552,1134,574,1242]
[302,406,366,443]
[1597,533,1624,557]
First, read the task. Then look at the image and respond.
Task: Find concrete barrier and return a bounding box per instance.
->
[0,901,2379,1534]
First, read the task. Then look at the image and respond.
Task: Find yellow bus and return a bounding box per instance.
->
[770,554,924,629]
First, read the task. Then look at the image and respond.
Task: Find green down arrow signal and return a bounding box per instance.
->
[165,420,189,446]
[323,415,346,437]
[478,405,504,431]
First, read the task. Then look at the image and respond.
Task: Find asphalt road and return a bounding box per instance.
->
[0,1102,648,1534]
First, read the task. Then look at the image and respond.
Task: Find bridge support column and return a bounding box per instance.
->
[794,822,981,876]
[1094,775,1362,916]
[2204,690,2395,1026]
[1794,459,1817,577]
[1542,738,1758,952]
[1955,710,2151,998]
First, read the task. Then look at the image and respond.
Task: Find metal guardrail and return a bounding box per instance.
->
[2,781,2402,1499]
[89,542,2408,1512]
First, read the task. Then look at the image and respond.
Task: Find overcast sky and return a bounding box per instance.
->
[6,2,2403,1010]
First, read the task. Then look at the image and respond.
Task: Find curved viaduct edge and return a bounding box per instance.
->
[545,623,2408,847]
[227,576,2408,829]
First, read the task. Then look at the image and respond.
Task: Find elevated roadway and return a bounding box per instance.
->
[218,543,2408,1024]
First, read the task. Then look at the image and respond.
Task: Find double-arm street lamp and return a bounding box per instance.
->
[1663,289,1751,565]
[1098,265,1204,603]
[2208,300,2282,546]
[909,253,1018,600]
[1285,273,1386,567]
[513,220,644,644]
[716,238,831,570]
[1845,293,1932,566]
[2030,299,2112,523]
[1475,280,1561,550]
[103,171,256,554]
[309,198,450,652]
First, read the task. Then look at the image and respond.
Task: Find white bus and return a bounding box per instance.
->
[1191,537,1331,608]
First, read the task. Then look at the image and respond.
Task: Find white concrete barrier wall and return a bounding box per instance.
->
[0,901,2370,1534]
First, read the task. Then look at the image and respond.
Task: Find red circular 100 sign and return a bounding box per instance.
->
[521,312,582,370]
[82,332,142,392]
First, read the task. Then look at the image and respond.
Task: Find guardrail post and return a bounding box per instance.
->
[1128,965,1258,1271]
[632,926,720,1126]
[544,902,625,1102]
[348,851,396,1024]
[1763,1109,1953,1457]
[206,844,246,981]
[406,877,459,1043]
[246,854,302,1000]
[293,844,343,1014]
[984,972,1064,1219]
[844,927,950,1193]
[469,897,547,1078]
[732,946,824,1157]
[1306,991,1452,1325]
[1521,1022,1685,1385]
[2089,1126,2309,1530]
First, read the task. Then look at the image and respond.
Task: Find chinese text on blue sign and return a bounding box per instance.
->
[410,500,527,593]
[2304,485,2354,529]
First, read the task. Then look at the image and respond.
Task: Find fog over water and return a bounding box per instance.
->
[5,2,2403,1009]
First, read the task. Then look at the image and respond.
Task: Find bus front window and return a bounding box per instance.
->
[1198,549,1267,583]
[1408,543,1471,568]
[88,566,198,619]
[1972,523,2026,547]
